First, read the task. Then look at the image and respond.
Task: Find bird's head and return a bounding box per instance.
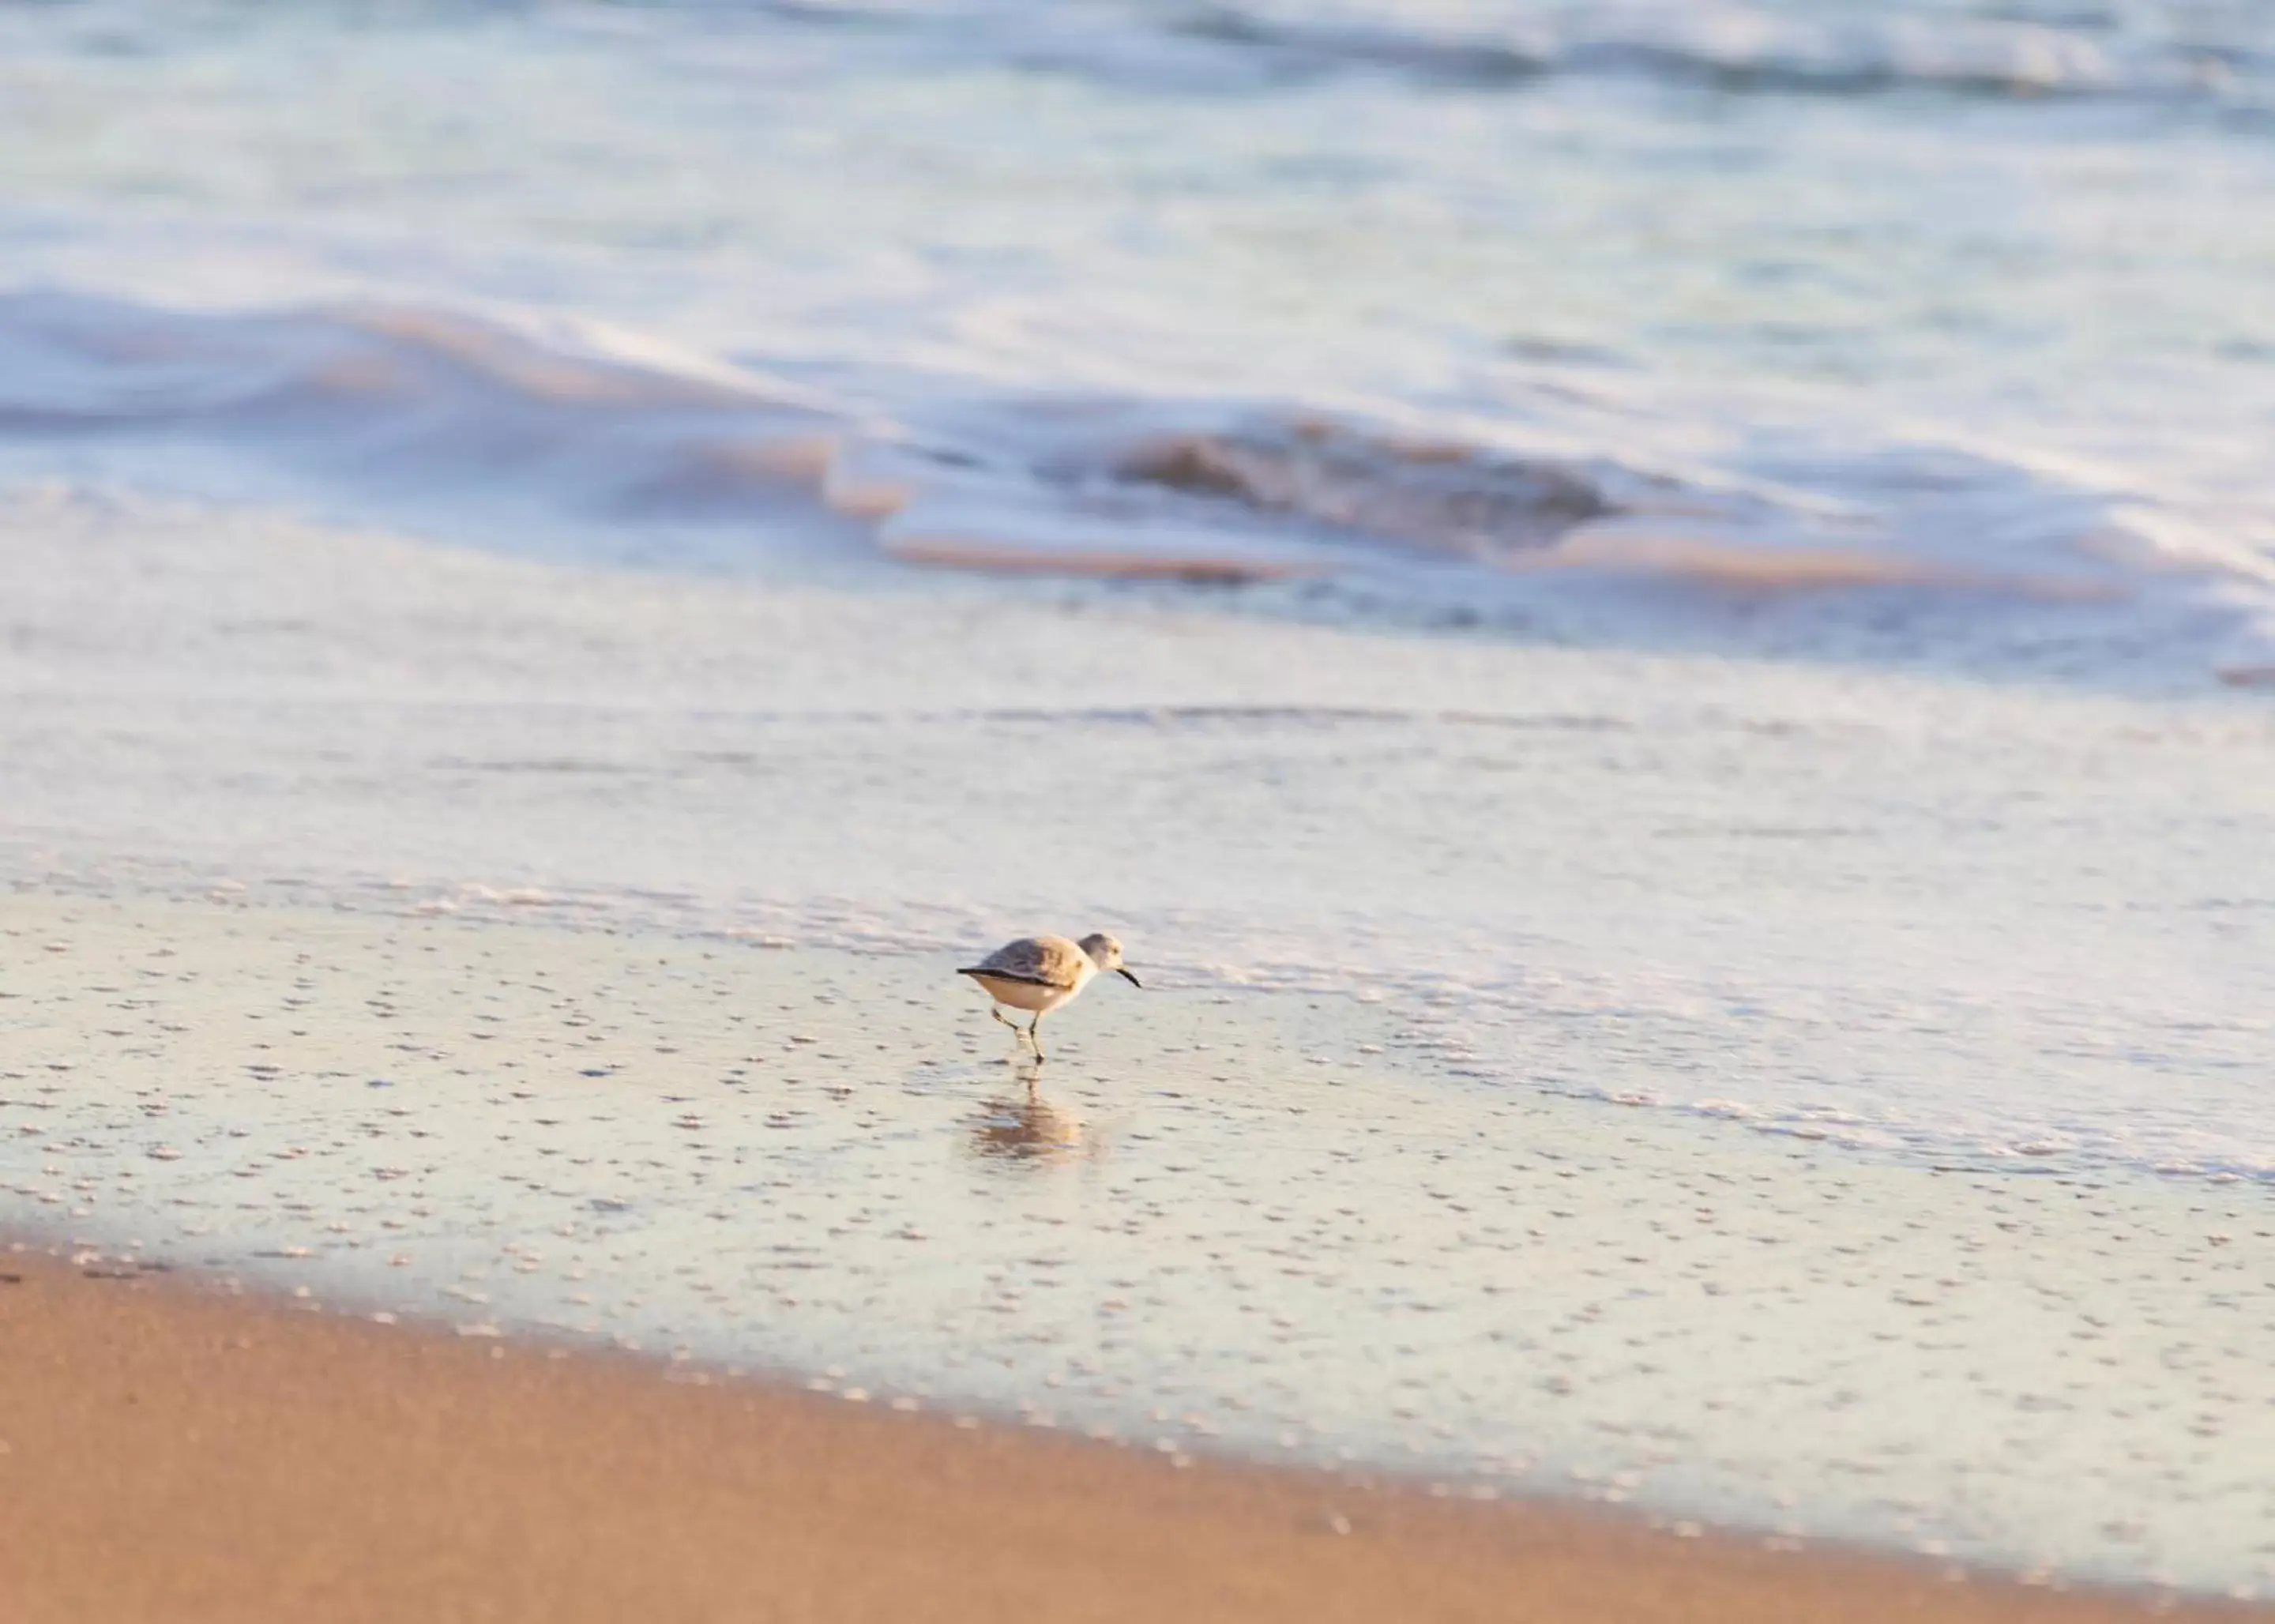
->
[1079,932,1141,987]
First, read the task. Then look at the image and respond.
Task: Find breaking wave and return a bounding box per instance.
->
[1153,1,2259,102]
[769,0,2273,107]
[2,288,2269,684]
[1111,418,1615,558]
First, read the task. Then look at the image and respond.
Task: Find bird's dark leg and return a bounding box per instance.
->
[991,1004,1030,1055]
[1028,1013,1047,1062]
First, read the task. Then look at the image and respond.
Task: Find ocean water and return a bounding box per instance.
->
[5,0,2274,684]
[3,0,2273,1595]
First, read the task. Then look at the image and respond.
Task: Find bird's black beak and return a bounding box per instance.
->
[1118,968,1143,988]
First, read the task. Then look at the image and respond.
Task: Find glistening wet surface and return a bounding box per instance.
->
[4,889,2269,1597]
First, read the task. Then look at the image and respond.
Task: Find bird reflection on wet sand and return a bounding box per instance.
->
[968,1085,1087,1165]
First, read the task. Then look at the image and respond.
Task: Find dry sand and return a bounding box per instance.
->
[3,1248,2258,1624]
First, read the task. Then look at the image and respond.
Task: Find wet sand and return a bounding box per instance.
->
[8,886,2273,1587]
[4,1248,2256,1624]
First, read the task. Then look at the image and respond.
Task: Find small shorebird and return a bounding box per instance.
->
[958,932,1141,1062]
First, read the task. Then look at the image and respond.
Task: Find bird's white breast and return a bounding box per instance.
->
[969,968,1088,1013]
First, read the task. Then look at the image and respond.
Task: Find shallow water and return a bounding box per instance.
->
[6,493,2270,1181]
[4,0,2274,681]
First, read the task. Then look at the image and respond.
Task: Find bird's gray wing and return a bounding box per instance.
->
[964,936,1084,987]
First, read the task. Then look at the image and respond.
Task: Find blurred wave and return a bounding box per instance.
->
[3,288,2269,682]
[1111,418,1613,557]
[711,0,2275,106]
[1159,1,2259,101]
[0,288,849,518]
[71,1,2251,107]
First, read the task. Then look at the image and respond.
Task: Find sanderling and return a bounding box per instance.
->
[958,932,1141,1062]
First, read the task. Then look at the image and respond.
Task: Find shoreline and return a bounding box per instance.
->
[5,1242,2260,1624]
[8,885,2272,1592]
